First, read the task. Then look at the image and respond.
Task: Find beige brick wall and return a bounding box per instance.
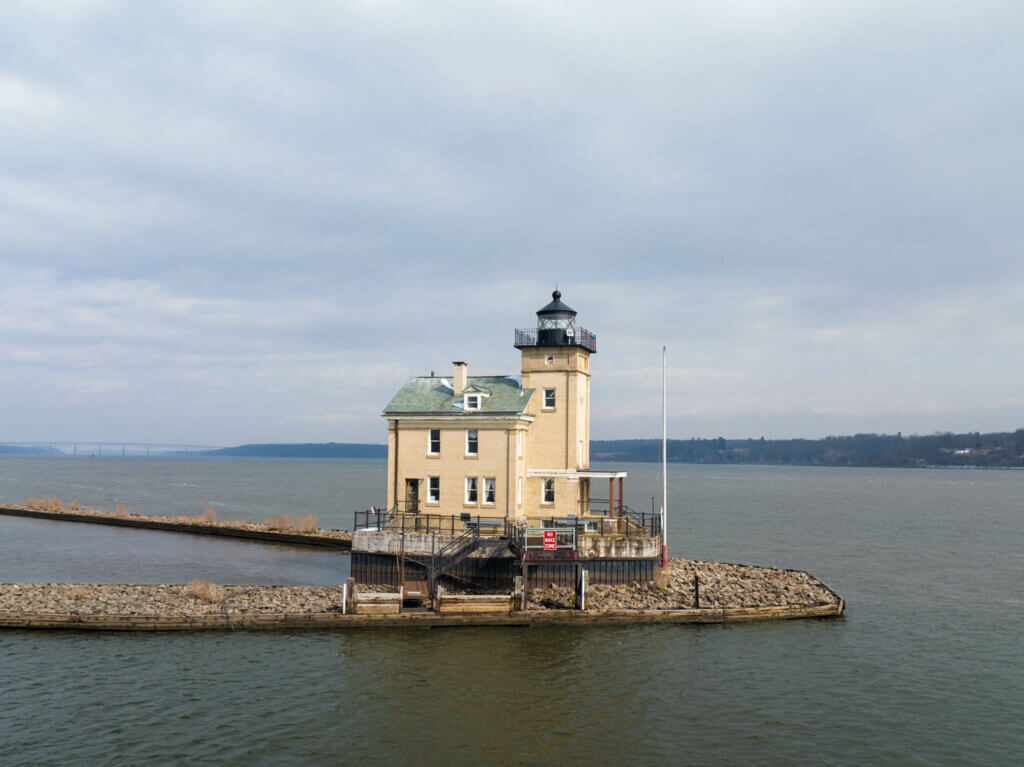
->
[385,418,531,519]
[520,345,592,519]
[383,343,595,522]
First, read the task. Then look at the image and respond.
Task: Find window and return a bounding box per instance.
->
[517,477,522,506]
[543,389,556,409]
[545,355,554,364]
[466,429,478,455]
[428,476,440,503]
[517,431,523,458]
[465,477,478,504]
[465,393,480,410]
[483,477,496,504]
[428,429,440,455]
[543,478,555,504]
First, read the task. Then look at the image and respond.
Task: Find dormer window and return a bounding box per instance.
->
[464,393,480,411]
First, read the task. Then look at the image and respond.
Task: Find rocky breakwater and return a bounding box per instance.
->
[528,558,841,611]
[3,499,352,546]
[0,582,343,617]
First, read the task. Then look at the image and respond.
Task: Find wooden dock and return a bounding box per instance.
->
[0,505,352,550]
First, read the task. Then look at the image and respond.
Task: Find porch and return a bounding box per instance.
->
[526,468,633,519]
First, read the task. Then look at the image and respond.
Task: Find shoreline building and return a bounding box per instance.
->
[382,290,627,524]
[352,291,661,593]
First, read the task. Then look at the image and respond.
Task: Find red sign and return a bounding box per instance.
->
[543,530,557,551]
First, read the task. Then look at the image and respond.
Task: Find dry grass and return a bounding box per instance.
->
[264,514,293,531]
[15,498,344,541]
[264,514,319,532]
[68,585,87,600]
[25,498,65,512]
[294,515,318,533]
[186,579,224,603]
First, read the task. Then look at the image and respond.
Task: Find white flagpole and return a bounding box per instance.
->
[660,345,668,568]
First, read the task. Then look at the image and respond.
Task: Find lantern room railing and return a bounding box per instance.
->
[514,327,597,353]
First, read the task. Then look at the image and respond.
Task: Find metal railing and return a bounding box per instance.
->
[551,509,661,537]
[356,506,661,546]
[513,327,597,353]
[623,508,662,537]
[523,526,577,551]
[353,509,506,536]
[534,511,660,539]
[353,506,396,531]
[586,498,618,516]
[427,527,480,588]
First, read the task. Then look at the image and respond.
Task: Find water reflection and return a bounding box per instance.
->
[0,515,350,585]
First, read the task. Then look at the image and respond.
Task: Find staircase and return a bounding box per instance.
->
[427,528,479,592]
[427,527,519,593]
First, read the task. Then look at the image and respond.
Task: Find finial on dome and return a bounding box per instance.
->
[552,289,561,300]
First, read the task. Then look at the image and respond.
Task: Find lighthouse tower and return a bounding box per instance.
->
[515,290,598,516]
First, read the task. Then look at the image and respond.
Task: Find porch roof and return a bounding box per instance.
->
[526,469,628,480]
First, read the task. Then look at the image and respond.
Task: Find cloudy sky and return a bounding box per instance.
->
[2,1,1023,445]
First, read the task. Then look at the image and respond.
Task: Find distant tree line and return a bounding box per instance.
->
[590,430,1024,468]
[7,432,1024,467]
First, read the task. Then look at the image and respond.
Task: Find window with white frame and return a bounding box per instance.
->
[517,431,523,458]
[543,389,556,409]
[428,476,440,503]
[428,429,440,455]
[517,477,522,506]
[466,429,478,455]
[464,393,480,410]
[483,477,496,504]
[465,477,478,504]
[542,478,555,504]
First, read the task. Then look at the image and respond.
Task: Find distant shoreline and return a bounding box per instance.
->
[3,430,1024,469]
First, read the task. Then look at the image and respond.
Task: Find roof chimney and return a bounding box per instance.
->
[452,361,468,396]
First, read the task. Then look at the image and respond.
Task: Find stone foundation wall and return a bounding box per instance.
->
[577,534,660,559]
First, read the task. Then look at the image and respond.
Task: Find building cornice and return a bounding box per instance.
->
[527,469,628,480]
[383,413,534,423]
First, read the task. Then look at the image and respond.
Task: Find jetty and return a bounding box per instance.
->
[0,503,352,550]
[0,559,846,632]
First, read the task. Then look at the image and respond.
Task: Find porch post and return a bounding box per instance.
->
[618,476,624,515]
[608,477,615,517]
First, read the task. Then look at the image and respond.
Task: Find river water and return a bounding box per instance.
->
[0,457,1021,765]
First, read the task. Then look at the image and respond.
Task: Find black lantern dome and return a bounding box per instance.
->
[535,290,577,346]
[514,290,597,352]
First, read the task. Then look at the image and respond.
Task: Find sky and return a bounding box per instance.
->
[2,0,1024,445]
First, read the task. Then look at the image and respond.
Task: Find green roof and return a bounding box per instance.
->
[383,376,534,416]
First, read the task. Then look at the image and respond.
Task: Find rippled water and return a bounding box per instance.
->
[1,457,1021,765]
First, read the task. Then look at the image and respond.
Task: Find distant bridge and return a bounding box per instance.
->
[0,442,227,457]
